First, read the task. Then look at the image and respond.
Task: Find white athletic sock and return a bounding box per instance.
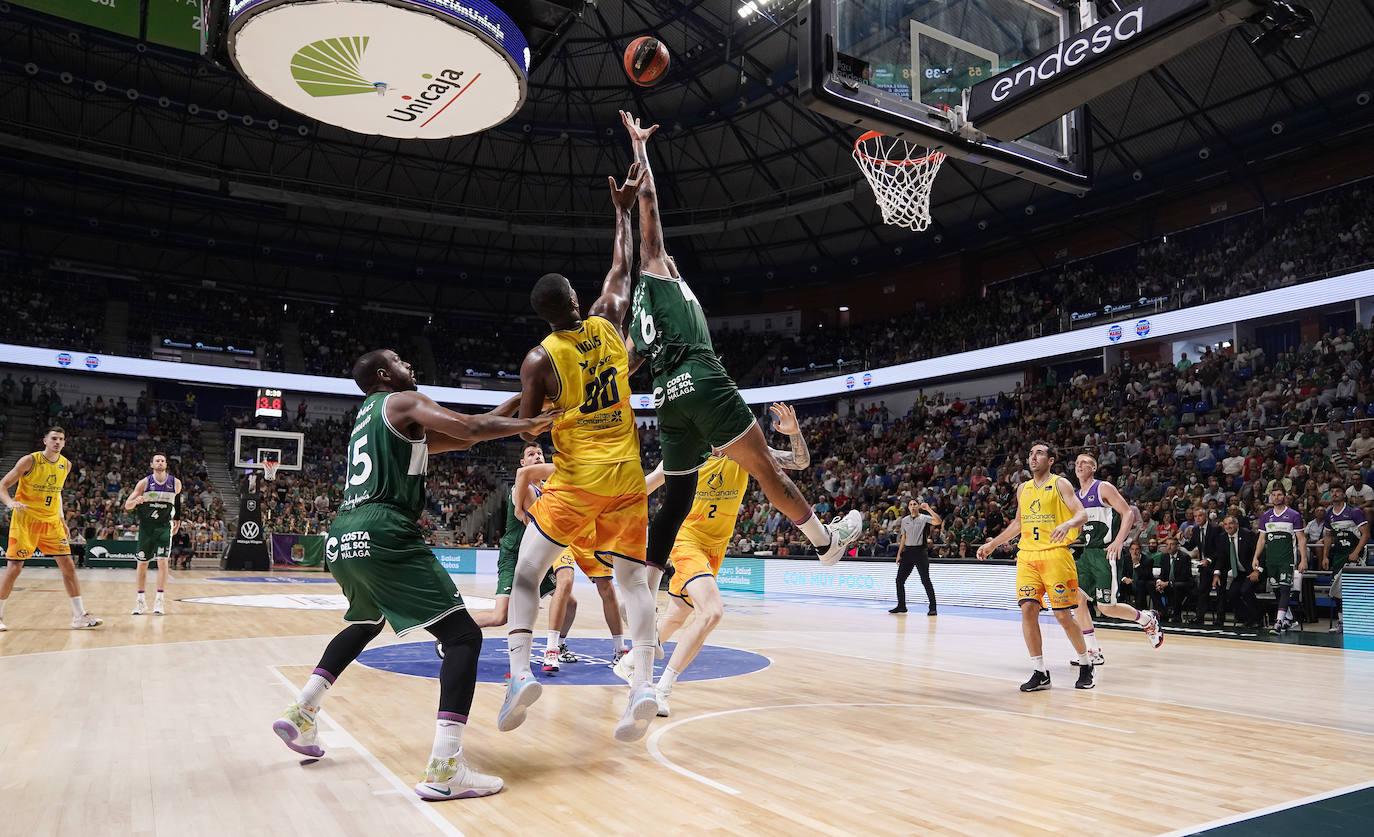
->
[1078,652,1092,666]
[0,598,6,619]
[1084,630,1099,653]
[507,633,534,678]
[69,596,85,618]
[298,673,331,712]
[613,634,626,651]
[631,644,654,687]
[797,512,830,548]
[658,666,680,692]
[431,718,465,761]
[1134,609,1152,627]
[1031,655,1046,673]
[546,630,560,653]
[646,564,665,597]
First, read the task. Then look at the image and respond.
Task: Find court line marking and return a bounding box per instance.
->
[268,667,468,837]
[1153,778,1374,837]
[646,702,1133,796]
[783,645,1374,739]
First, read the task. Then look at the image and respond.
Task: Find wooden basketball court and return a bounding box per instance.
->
[3,567,1373,836]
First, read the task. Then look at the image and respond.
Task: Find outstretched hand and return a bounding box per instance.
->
[769,402,799,435]
[619,110,659,142]
[528,408,564,436]
[609,161,642,211]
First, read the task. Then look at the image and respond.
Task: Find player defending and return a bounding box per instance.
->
[500,162,661,743]
[272,349,557,800]
[0,427,101,630]
[977,442,1093,691]
[124,454,182,615]
[1323,485,1368,633]
[1069,452,1163,665]
[1254,487,1307,634]
[620,402,809,716]
[619,110,861,603]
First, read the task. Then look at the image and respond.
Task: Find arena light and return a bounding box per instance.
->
[737,2,758,18]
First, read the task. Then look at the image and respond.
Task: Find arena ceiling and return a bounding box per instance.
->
[0,0,1372,308]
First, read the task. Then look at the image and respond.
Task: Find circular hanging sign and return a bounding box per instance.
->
[227,0,529,139]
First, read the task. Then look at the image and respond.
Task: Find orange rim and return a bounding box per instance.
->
[853,130,945,167]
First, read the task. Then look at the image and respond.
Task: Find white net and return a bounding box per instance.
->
[262,462,280,482]
[853,131,945,232]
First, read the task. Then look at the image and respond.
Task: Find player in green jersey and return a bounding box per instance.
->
[1322,484,1368,633]
[618,110,863,600]
[123,454,182,616]
[272,349,557,801]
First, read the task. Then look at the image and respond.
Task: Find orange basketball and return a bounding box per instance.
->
[624,36,670,87]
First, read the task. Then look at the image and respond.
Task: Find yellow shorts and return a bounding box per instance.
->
[553,544,612,580]
[6,514,69,561]
[668,540,725,607]
[1016,547,1078,610]
[530,459,647,564]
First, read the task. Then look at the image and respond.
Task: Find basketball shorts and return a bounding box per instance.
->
[529,459,647,564]
[1016,547,1079,610]
[137,527,173,562]
[654,355,758,475]
[5,514,69,560]
[560,543,612,580]
[1075,547,1117,605]
[667,539,726,607]
[495,544,559,599]
[1262,553,1294,587]
[326,505,465,636]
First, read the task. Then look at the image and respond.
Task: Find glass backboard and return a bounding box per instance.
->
[800,0,1092,192]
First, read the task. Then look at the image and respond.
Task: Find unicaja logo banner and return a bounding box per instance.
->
[228,0,528,139]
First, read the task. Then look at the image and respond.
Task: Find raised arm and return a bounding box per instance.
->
[430,393,525,453]
[620,110,669,276]
[765,403,811,471]
[588,161,642,329]
[388,390,558,451]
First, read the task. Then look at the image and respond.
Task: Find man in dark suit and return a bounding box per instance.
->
[1221,516,1262,627]
[1187,509,1229,625]
[1120,541,1160,611]
[1156,535,1196,622]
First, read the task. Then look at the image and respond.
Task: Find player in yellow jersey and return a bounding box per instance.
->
[616,403,809,717]
[977,441,1092,691]
[500,162,661,743]
[0,426,102,630]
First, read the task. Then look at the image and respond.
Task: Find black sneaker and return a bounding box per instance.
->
[926,607,938,615]
[1074,665,1095,690]
[888,606,908,614]
[1019,670,1051,692]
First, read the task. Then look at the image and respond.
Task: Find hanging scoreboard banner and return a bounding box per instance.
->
[225,0,529,138]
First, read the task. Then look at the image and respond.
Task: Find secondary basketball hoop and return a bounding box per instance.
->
[852,131,945,232]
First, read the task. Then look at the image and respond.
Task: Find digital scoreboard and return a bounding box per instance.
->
[255,388,284,418]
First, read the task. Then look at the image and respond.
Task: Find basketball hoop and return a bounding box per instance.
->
[262,462,280,482]
[852,131,946,232]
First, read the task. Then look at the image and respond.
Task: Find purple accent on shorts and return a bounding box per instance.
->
[437,711,468,723]
[792,511,815,526]
[313,667,337,685]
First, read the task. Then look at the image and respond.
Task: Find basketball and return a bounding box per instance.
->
[624,36,670,86]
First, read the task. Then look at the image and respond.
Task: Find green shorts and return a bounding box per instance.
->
[137,528,173,562]
[325,505,465,636]
[1262,554,1294,587]
[1075,548,1117,604]
[654,354,757,474]
[496,546,560,598]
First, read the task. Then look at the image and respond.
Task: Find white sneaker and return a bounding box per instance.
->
[817,510,864,566]
[0,619,7,631]
[611,650,634,684]
[414,754,503,800]
[541,648,559,673]
[1329,617,1343,634]
[1070,650,1105,666]
[655,686,671,718]
[153,595,165,615]
[272,703,325,758]
[132,596,146,616]
[614,683,659,742]
[72,612,102,629]
[1140,610,1164,648]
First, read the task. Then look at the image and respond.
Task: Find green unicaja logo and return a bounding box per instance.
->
[291,37,379,97]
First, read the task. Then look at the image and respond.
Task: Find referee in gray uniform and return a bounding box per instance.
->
[892,499,942,614]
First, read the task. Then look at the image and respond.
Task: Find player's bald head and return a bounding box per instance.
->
[352,349,391,392]
[531,273,575,324]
